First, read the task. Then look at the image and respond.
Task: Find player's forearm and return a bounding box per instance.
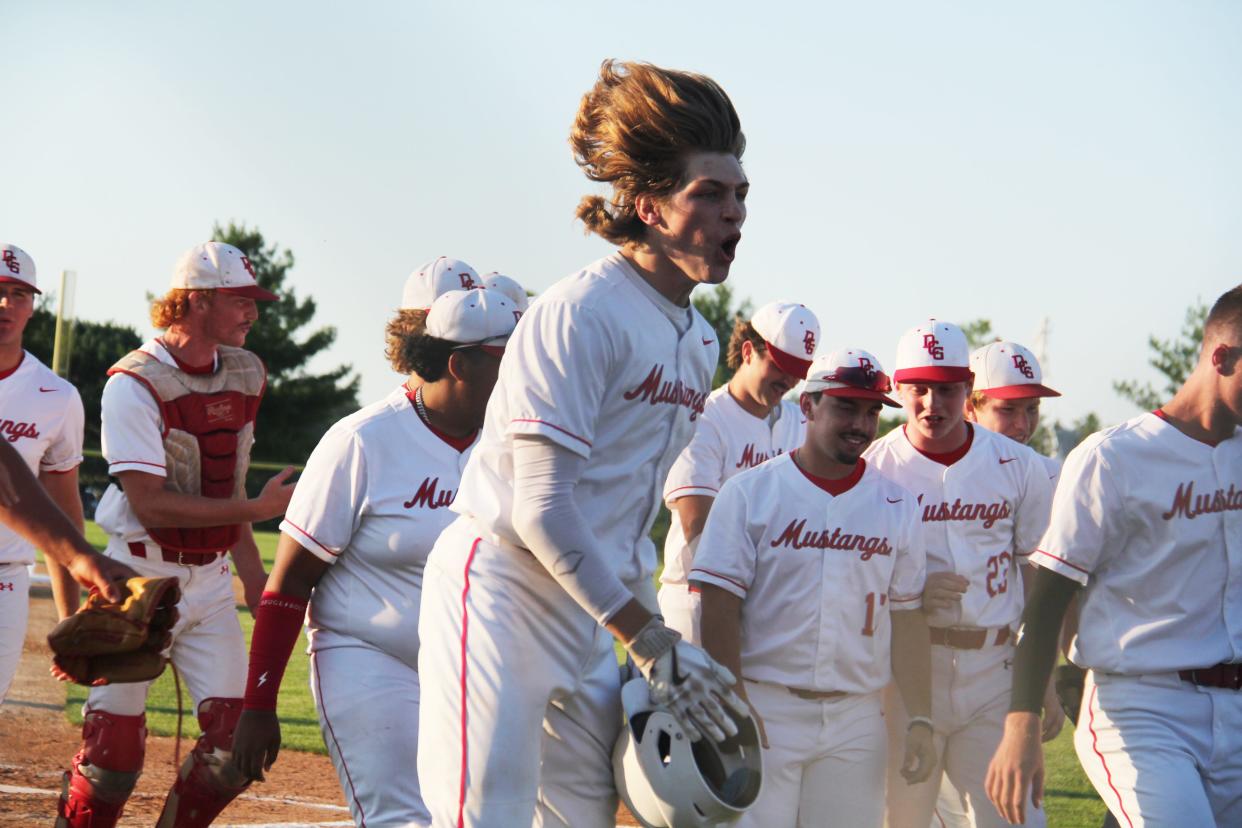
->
[697,583,744,690]
[890,609,932,719]
[1009,567,1080,713]
[125,485,265,529]
[0,443,96,567]
[511,437,633,626]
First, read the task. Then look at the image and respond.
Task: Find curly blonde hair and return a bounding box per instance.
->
[150,289,213,329]
[570,60,745,246]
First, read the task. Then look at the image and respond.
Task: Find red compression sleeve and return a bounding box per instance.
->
[242,591,309,712]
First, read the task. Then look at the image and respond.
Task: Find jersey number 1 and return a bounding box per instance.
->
[862,592,888,637]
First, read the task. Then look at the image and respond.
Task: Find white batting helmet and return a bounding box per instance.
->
[613,677,762,828]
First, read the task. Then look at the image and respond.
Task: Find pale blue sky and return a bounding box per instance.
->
[4,1,1240,431]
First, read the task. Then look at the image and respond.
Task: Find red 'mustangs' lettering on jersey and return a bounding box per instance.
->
[736,443,774,469]
[1162,480,1242,520]
[921,499,1011,529]
[769,518,893,560]
[622,364,708,422]
[0,419,40,443]
[404,477,457,510]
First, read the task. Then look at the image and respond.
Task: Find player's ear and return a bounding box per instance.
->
[740,339,754,364]
[963,398,978,422]
[799,392,813,419]
[634,191,663,228]
[445,350,470,383]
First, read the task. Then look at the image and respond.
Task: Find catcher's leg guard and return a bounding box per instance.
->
[156,697,251,828]
[55,710,147,828]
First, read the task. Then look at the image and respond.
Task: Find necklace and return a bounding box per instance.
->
[413,385,432,427]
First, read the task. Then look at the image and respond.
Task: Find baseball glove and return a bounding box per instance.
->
[47,576,180,686]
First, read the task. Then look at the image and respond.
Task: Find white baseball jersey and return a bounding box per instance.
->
[0,351,84,564]
[661,390,804,585]
[94,339,217,544]
[451,252,718,584]
[1030,413,1242,674]
[281,386,475,670]
[691,454,925,694]
[864,425,1053,629]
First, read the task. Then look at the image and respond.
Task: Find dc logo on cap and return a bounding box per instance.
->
[858,356,876,380]
[1012,354,1034,379]
[240,256,257,279]
[3,251,19,275]
[803,330,816,356]
[459,273,476,289]
[922,333,944,360]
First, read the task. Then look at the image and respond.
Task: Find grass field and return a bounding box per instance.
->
[62,522,1108,825]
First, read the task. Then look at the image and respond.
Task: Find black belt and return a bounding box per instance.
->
[1179,663,1242,691]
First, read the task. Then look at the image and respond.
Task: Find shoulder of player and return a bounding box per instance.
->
[17,353,80,397]
[1063,414,1151,468]
[536,254,639,311]
[973,426,1041,463]
[330,389,413,439]
[719,452,789,496]
[862,427,903,463]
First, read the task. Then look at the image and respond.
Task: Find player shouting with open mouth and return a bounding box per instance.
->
[415,59,751,828]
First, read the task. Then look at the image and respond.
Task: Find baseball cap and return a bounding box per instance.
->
[171,242,279,301]
[894,319,973,384]
[481,272,529,313]
[425,289,520,355]
[804,349,900,407]
[402,256,480,310]
[0,244,39,294]
[750,301,821,379]
[971,341,1061,399]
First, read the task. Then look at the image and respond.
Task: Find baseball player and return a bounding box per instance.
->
[937,340,1065,827]
[658,300,819,644]
[415,59,750,828]
[0,243,88,705]
[987,284,1242,827]
[695,348,934,827]
[55,241,296,828]
[230,287,520,827]
[965,341,1062,480]
[864,319,1057,828]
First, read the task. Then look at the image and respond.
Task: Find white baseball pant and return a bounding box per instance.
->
[0,561,30,704]
[1076,670,1242,827]
[417,518,654,828]
[884,640,1045,828]
[738,680,886,828]
[656,583,701,645]
[311,645,429,827]
[84,539,245,716]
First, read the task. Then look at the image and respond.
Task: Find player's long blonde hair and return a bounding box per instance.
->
[150,289,213,329]
[570,60,745,246]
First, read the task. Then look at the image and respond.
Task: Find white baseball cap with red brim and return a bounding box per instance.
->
[402,256,480,310]
[894,319,973,384]
[804,348,901,407]
[970,341,1061,399]
[172,242,279,301]
[425,289,520,357]
[481,272,529,313]
[750,301,820,379]
[0,244,39,294]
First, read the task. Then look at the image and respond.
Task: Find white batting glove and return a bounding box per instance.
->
[624,617,748,743]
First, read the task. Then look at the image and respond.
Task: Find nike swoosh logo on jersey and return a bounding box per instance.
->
[702,338,714,346]
[886,497,902,503]
[999,457,1015,464]
[38,387,57,393]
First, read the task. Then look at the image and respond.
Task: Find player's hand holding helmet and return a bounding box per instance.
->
[624,617,748,744]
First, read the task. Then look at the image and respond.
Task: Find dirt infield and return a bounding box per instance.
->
[1,584,640,827]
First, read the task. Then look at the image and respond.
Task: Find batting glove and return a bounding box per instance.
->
[625,617,748,743]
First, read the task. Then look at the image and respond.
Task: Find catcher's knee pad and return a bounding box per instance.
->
[156,697,251,828]
[56,710,147,828]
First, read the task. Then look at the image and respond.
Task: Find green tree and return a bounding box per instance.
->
[1113,301,1207,411]
[212,222,359,464]
[960,318,996,349]
[23,298,141,450]
[693,283,753,388]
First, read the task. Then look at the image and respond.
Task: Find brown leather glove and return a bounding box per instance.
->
[48,576,180,685]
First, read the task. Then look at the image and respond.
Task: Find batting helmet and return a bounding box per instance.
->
[613,676,763,828]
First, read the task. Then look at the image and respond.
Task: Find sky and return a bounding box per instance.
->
[4,1,1240,436]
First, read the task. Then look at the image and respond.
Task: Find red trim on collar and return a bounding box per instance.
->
[791,452,865,496]
[156,339,216,375]
[906,423,974,466]
[0,351,25,381]
[406,388,477,453]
